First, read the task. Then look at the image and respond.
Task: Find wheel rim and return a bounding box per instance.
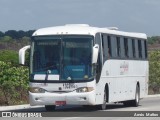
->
[136,92,139,103]
[135,87,139,105]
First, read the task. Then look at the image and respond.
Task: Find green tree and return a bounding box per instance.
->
[0,50,18,65]
[0,36,12,42]
[0,31,4,37]
[148,36,160,44]
[26,30,35,37]
[5,30,18,39]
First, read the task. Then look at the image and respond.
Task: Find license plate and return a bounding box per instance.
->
[55,101,66,105]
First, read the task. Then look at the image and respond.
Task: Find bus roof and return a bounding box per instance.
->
[33,24,147,39]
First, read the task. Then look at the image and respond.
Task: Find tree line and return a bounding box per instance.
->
[148,36,160,44]
[0,30,35,51]
[0,30,35,39]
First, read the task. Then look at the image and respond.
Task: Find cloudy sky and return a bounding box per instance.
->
[0,0,160,36]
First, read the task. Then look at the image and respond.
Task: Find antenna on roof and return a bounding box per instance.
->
[107,27,118,30]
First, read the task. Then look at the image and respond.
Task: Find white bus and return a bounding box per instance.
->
[19,24,148,111]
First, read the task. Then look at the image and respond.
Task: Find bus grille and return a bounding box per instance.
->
[48,91,72,93]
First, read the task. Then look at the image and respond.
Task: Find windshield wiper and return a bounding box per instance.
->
[45,70,51,83]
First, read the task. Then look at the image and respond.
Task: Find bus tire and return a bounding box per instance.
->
[45,105,56,111]
[131,85,140,107]
[123,85,140,107]
[97,90,106,110]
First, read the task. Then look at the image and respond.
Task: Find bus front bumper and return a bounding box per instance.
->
[29,91,95,106]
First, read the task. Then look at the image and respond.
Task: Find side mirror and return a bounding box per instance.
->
[92,44,99,64]
[19,45,30,65]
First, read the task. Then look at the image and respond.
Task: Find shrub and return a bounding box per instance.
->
[0,61,29,105]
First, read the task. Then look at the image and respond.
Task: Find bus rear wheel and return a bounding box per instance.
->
[123,85,140,107]
[131,85,140,107]
[45,105,56,111]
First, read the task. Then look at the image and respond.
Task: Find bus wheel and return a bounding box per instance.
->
[131,85,140,107]
[97,91,106,110]
[45,105,56,111]
[123,85,140,107]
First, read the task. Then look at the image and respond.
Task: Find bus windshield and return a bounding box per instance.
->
[31,35,94,81]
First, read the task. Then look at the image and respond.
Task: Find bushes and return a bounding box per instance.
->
[0,61,29,105]
[0,50,18,65]
[148,50,160,94]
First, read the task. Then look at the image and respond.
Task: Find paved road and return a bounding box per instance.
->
[1,97,160,120]
[3,97,160,112]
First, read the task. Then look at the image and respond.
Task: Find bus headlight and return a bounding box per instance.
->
[29,87,46,93]
[76,87,94,93]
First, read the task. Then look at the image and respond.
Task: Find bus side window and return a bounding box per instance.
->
[116,37,121,57]
[138,40,142,59]
[111,36,117,58]
[128,38,133,58]
[141,40,145,59]
[120,37,125,58]
[144,40,148,59]
[107,36,112,58]
[132,39,136,58]
[135,39,139,59]
[124,38,128,58]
